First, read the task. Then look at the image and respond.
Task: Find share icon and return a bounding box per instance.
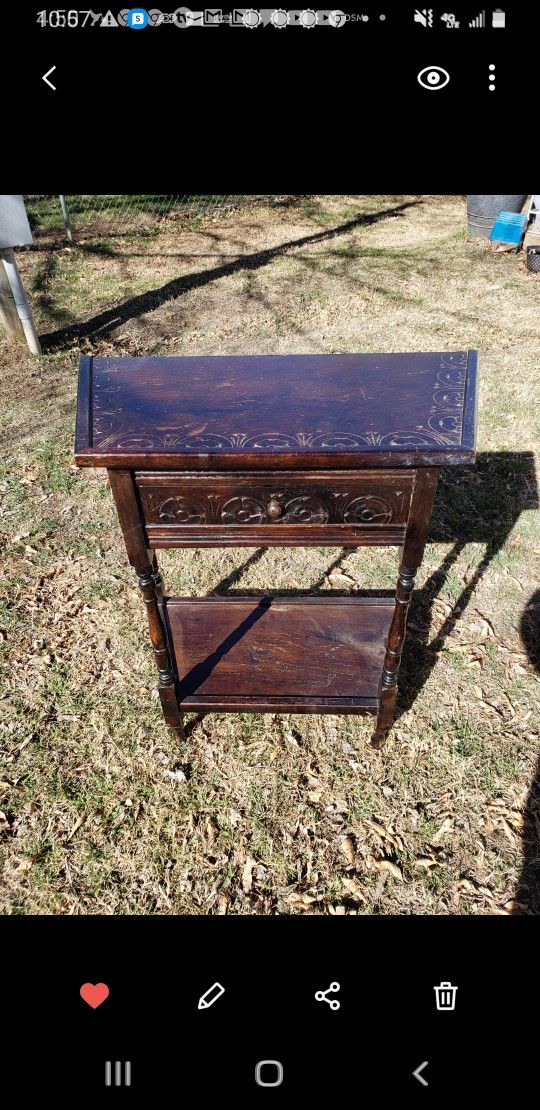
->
[314,981,341,1011]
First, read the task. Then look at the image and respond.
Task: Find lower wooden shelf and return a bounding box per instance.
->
[164,595,393,714]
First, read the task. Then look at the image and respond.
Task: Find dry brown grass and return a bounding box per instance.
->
[1,195,539,915]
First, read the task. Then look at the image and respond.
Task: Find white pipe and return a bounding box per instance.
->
[1,249,41,354]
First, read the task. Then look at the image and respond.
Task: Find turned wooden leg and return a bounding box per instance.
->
[150,553,184,738]
[108,470,184,739]
[372,564,416,747]
[371,467,440,748]
[150,551,164,597]
[136,562,184,738]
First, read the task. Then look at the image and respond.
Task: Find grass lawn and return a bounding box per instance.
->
[1,194,539,915]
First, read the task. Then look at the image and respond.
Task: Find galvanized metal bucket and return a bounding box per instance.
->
[467,195,527,238]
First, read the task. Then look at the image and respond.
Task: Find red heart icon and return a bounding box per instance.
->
[80,982,109,1009]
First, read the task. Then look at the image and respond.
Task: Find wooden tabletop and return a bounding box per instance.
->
[75,350,478,470]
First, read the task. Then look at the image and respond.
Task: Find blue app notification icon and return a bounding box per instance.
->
[127,8,149,28]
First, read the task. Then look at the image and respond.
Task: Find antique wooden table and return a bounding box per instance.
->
[75,351,478,746]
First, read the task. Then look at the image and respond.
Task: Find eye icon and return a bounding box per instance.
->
[417,66,450,90]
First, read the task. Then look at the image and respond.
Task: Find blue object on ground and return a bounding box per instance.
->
[489,211,528,246]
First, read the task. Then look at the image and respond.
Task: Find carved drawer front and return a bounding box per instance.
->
[135,470,414,547]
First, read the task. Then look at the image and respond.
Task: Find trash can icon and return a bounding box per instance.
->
[434,981,458,1011]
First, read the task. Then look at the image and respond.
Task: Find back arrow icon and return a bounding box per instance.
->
[42,66,56,90]
[413,1061,429,1087]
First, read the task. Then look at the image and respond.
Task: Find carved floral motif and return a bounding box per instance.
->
[280,495,329,523]
[150,488,399,526]
[220,494,330,524]
[343,496,393,524]
[157,497,206,524]
[221,497,266,524]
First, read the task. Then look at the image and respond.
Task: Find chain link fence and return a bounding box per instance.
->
[24,195,296,242]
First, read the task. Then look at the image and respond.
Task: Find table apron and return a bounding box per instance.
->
[145,523,406,547]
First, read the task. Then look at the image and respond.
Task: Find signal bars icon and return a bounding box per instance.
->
[469,9,485,27]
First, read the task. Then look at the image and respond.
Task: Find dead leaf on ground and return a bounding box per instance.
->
[327,571,357,590]
[166,768,187,784]
[342,876,366,902]
[474,610,496,635]
[340,835,356,864]
[364,818,403,852]
[499,817,518,845]
[216,891,231,914]
[64,814,85,843]
[241,856,256,893]
[374,859,403,881]
[287,891,319,906]
[432,817,454,842]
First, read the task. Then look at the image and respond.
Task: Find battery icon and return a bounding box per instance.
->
[492,8,505,27]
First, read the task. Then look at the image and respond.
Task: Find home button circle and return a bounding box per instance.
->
[255,1060,284,1088]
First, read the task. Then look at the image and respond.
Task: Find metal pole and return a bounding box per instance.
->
[0,254,25,341]
[0,249,41,354]
[59,195,74,243]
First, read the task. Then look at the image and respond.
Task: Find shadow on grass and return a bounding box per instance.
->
[183,453,537,831]
[38,201,421,351]
[514,587,540,914]
[206,546,367,597]
[396,452,538,725]
[189,453,537,732]
[394,450,539,914]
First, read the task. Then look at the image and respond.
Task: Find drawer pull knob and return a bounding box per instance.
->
[267,497,282,520]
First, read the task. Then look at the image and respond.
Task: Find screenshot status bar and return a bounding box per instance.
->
[34,7,508,30]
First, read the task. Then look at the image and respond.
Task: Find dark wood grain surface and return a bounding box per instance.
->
[166,595,393,711]
[75,351,478,470]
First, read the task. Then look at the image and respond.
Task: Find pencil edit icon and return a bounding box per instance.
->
[198,982,225,1010]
